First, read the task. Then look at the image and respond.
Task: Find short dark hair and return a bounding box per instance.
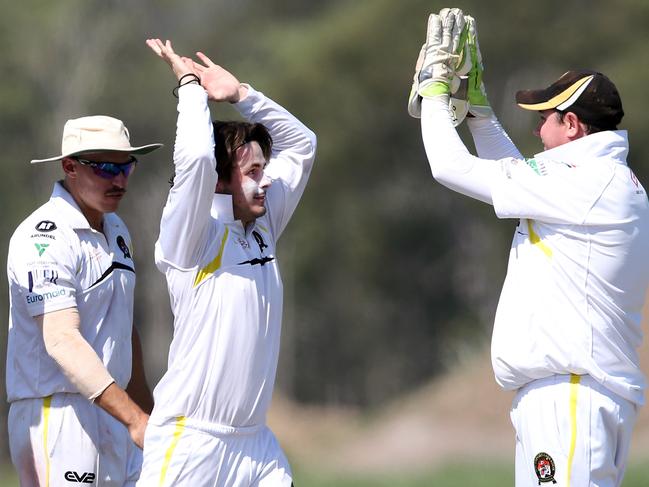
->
[212,120,273,183]
[169,120,272,187]
[555,110,607,135]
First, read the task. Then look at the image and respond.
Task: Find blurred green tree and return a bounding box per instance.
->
[1,1,648,469]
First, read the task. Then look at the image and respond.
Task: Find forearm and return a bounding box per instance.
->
[40,308,115,400]
[466,116,523,160]
[234,85,317,163]
[235,86,317,235]
[95,383,149,448]
[40,309,149,447]
[421,96,499,204]
[159,84,217,266]
[126,327,153,414]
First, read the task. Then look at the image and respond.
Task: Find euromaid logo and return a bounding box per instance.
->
[34,243,49,257]
[26,288,66,304]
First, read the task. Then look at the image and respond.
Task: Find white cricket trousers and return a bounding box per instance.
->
[8,393,142,486]
[511,374,637,487]
[137,418,293,487]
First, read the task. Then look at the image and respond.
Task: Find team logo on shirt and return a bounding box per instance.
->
[116,235,131,259]
[64,470,95,483]
[34,243,49,257]
[629,168,644,195]
[25,288,67,305]
[525,158,548,176]
[27,269,59,292]
[35,220,57,232]
[533,452,557,484]
[238,256,275,267]
[252,230,268,253]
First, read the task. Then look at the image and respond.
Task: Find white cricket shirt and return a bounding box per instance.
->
[490,131,649,405]
[151,84,316,430]
[421,97,649,405]
[6,182,136,401]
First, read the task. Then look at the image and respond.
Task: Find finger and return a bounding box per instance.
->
[192,61,207,73]
[145,39,163,56]
[164,40,177,56]
[195,51,216,67]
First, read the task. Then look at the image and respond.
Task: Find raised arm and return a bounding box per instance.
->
[461,16,522,160]
[409,10,500,204]
[236,88,317,237]
[147,39,218,268]
[192,51,317,238]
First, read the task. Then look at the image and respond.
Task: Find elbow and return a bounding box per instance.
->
[307,128,317,151]
[299,129,317,170]
[429,163,456,187]
[304,129,317,161]
[173,139,216,171]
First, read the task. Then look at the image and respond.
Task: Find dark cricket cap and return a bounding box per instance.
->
[515,69,624,130]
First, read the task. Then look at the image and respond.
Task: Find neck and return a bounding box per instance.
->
[62,180,104,232]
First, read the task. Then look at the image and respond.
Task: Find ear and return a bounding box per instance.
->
[61,157,78,178]
[215,178,230,194]
[563,112,587,139]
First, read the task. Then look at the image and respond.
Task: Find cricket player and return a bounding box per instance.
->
[6,116,160,485]
[408,8,649,486]
[139,39,316,486]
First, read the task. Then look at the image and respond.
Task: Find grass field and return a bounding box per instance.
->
[2,460,647,486]
[294,460,649,487]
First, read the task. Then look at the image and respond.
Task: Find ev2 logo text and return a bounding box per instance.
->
[64,470,95,483]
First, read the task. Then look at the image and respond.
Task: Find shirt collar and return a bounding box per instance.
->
[211,193,235,222]
[50,181,93,230]
[211,194,257,234]
[49,181,120,232]
[535,130,628,167]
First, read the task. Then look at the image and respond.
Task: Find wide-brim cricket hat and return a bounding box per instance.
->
[515,69,624,130]
[31,115,163,164]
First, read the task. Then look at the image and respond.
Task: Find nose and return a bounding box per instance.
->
[260,175,272,189]
[112,171,128,188]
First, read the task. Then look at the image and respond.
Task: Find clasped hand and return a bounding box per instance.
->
[146,38,246,103]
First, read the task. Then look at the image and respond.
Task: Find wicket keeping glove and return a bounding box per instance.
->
[407,8,471,119]
[464,15,493,118]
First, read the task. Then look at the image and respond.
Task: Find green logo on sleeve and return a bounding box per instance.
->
[525,158,542,175]
[34,243,50,257]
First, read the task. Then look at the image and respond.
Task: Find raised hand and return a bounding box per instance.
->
[192,52,247,103]
[465,16,492,118]
[407,8,470,118]
[146,38,196,81]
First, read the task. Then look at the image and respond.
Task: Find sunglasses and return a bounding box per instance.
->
[75,156,138,180]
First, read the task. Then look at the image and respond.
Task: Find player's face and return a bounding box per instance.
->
[228,141,271,227]
[62,151,135,224]
[534,110,571,150]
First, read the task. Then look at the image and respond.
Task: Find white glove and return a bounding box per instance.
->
[407,8,471,118]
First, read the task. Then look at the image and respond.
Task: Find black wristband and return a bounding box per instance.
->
[178,73,200,85]
[172,74,201,98]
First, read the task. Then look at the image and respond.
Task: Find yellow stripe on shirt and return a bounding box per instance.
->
[527,220,553,258]
[193,228,229,287]
[158,416,187,487]
[566,374,581,486]
[42,396,52,487]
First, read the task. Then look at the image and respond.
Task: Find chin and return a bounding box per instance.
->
[102,201,122,213]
